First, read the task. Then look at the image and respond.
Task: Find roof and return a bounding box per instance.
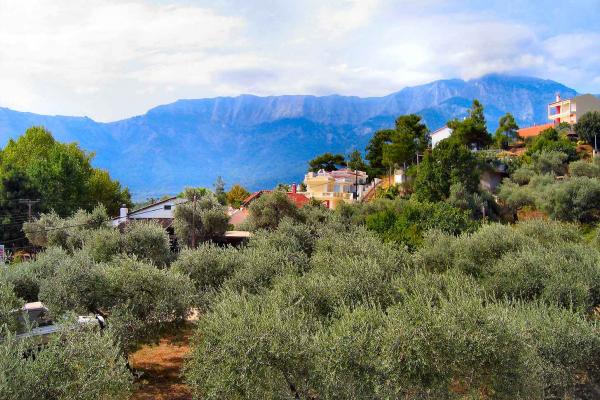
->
[241,190,310,208]
[517,123,554,139]
[430,126,451,136]
[129,196,179,215]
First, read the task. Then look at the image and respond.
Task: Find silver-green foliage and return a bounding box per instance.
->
[0,324,132,400]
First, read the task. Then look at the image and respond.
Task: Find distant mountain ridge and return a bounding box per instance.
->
[0,74,581,198]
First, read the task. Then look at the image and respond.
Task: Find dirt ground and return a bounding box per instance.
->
[129,323,195,400]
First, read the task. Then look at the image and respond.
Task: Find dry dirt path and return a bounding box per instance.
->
[129,323,194,400]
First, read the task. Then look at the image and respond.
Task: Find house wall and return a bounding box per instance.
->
[431,127,453,148]
[129,198,185,220]
[574,94,600,122]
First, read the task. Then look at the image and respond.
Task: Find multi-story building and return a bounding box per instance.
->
[548,94,600,125]
[304,169,372,209]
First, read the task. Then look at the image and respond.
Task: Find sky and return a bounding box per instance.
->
[0,0,599,121]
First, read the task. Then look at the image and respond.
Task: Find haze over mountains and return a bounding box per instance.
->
[0,74,587,199]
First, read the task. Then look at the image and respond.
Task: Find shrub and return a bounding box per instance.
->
[83,228,122,262]
[38,251,107,316]
[173,191,229,247]
[101,257,194,353]
[365,200,476,249]
[0,278,21,331]
[312,305,386,398]
[541,176,600,222]
[512,165,536,185]
[508,303,600,397]
[532,150,568,175]
[4,247,69,302]
[484,243,600,311]
[569,159,600,178]
[172,244,239,307]
[452,223,530,277]
[122,220,171,266]
[246,190,301,230]
[185,290,317,399]
[498,178,537,211]
[0,323,132,400]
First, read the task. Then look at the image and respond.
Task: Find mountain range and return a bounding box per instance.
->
[0,74,589,199]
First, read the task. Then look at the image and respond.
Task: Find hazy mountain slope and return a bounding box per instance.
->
[0,74,581,198]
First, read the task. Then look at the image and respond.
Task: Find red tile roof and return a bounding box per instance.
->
[517,123,554,139]
[241,190,310,208]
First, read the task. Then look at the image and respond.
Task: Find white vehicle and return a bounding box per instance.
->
[9,302,105,345]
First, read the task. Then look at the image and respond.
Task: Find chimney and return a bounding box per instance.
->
[119,204,128,224]
[291,183,297,193]
[556,93,561,102]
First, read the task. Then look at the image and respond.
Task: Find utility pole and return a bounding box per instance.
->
[191,194,197,248]
[18,199,40,221]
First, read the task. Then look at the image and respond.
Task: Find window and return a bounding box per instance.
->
[164,205,172,210]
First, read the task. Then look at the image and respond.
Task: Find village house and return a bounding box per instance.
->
[430,126,453,148]
[112,196,187,229]
[517,93,600,139]
[228,185,310,227]
[303,168,374,209]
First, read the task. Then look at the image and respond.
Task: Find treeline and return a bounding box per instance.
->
[0,127,131,248]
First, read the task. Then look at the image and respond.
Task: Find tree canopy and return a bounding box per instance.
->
[494,113,519,149]
[308,152,347,172]
[574,111,600,146]
[0,127,131,216]
[448,100,492,149]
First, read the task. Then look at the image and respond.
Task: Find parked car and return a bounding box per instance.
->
[5,302,106,346]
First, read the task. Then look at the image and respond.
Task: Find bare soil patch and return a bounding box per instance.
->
[129,323,194,400]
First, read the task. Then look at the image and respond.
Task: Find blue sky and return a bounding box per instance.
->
[0,0,598,121]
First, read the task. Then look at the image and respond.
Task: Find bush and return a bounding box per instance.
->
[246,190,301,230]
[0,278,21,331]
[172,244,239,307]
[38,251,107,316]
[185,290,317,399]
[452,223,530,277]
[122,220,171,266]
[484,243,600,311]
[569,159,600,178]
[512,165,536,185]
[101,257,193,352]
[83,228,122,262]
[0,323,132,400]
[542,176,600,222]
[365,200,477,249]
[532,150,568,175]
[3,247,69,302]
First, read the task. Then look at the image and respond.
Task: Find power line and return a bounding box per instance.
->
[1,204,176,245]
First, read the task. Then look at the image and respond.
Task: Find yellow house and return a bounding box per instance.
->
[304,169,369,209]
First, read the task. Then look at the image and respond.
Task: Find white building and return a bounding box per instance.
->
[430,126,453,148]
[112,196,188,228]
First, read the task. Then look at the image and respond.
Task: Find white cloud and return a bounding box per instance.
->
[0,0,597,120]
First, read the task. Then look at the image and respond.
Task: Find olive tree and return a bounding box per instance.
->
[174,190,228,247]
[0,324,132,400]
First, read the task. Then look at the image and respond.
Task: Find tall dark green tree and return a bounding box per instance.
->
[414,138,479,202]
[0,169,41,248]
[347,150,368,172]
[214,176,227,205]
[448,100,492,149]
[367,115,429,177]
[494,113,519,149]
[0,126,131,217]
[308,153,346,172]
[365,129,394,177]
[574,111,600,147]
